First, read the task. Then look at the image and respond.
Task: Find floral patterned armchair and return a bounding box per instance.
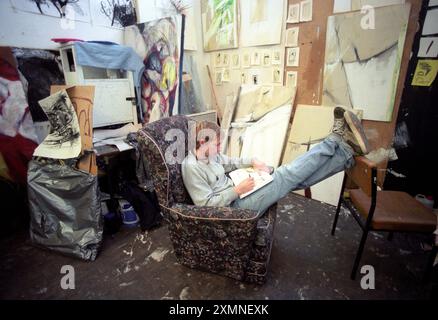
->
[137,115,277,284]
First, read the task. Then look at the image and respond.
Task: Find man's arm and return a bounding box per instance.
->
[217,154,254,173]
[182,163,239,207]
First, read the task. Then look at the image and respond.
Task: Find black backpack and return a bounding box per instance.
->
[121,181,162,231]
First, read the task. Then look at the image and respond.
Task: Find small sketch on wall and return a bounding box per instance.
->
[222,53,230,67]
[286,47,300,67]
[214,52,222,67]
[10,0,91,22]
[251,51,261,66]
[262,51,271,67]
[231,53,240,69]
[215,70,223,86]
[242,53,251,68]
[300,0,313,22]
[286,71,298,87]
[222,69,231,82]
[271,49,282,65]
[285,27,299,47]
[272,67,282,83]
[287,3,300,24]
[241,71,248,84]
[91,0,137,28]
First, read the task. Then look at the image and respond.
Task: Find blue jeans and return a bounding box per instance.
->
[231,134,355,213]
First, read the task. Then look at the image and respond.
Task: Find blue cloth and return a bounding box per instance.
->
[232,134,355,213]
[74,42,145,121]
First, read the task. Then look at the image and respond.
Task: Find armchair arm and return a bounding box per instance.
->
[170,203,260,221]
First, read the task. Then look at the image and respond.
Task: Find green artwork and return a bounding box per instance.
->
[201,0,238,52]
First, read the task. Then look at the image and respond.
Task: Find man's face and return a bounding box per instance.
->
[198,136,220,159]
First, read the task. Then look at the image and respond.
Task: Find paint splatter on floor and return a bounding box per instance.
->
[179,287,190,300]
[145,248,170,263]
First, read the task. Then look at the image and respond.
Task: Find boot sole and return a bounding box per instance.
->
[344,111,370,154]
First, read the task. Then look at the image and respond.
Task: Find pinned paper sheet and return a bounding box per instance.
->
[333,0,351,13]
[418,37,438,58]
[423,8,438,36]
[411,60,438,86]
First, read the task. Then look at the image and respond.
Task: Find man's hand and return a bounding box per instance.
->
[234,177,255,196]
[252,158,271,174]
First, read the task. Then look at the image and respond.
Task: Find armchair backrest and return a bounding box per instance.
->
[138,115,193,207]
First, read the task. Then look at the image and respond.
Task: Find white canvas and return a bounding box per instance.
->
[241,104,293,168]
[322,4,410,121]
[240,0,285,47]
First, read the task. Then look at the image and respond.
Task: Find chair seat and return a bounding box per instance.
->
[349,189,437,232]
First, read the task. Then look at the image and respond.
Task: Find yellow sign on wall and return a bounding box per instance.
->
[412,59,438,87]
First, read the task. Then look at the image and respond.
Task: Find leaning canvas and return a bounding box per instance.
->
[33,90,82,160]
[322,4,410,122]
[201,0,239,51]
[125,15,184,123]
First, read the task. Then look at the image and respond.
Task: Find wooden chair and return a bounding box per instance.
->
[331,156,437,281]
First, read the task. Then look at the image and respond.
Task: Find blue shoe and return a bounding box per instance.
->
[119,200,139,227]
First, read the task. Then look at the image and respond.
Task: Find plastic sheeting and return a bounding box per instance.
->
[28,160,103,261]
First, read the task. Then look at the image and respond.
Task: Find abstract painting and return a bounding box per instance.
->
[201,0,238,52]
[125,15,184,123]
[10,0,91,22]
[33,90,82,159]
[240,0,284,47]
[91,0,137,28]
[322,4,410,121]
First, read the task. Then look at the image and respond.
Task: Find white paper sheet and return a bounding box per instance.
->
[334,0,351,13]
[418,37,438,58]
[33,90,82,159]
[423,8,438,36]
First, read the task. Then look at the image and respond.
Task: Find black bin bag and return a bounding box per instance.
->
[28,160,103,261]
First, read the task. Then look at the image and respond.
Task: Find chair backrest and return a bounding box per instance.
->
[137,115,193,207]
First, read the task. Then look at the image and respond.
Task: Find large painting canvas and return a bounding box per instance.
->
[201,0,238,51]
[322,4,410,122]
[125,15,184,123]
[10,0,91,22]
[240,0,284,47]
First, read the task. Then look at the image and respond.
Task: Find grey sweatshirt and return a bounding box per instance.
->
[181,152,253,207]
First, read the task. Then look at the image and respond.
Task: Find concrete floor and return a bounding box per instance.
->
[0,193,436,300]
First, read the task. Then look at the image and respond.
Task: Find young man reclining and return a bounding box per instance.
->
[182,107,370,214]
